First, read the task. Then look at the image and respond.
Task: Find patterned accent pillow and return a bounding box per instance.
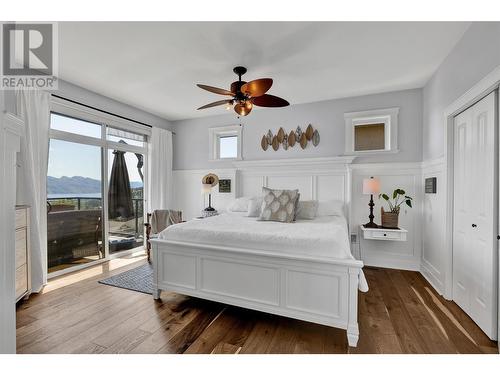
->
[258,187,300,223]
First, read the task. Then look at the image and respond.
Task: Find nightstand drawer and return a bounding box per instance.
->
[360,225,408,242]
[371,231,401,240]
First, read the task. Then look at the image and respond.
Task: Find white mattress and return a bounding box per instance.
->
[158,212,368,291]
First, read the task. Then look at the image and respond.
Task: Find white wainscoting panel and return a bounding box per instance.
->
[421,157,446,295]
[266,175,314,200]
[234,157,353,217]
[350,162,423,270]
[172,168,236,220]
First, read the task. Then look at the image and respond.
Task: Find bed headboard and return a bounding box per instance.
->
[233,156,355,220]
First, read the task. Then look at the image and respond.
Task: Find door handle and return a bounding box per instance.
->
[472,224,477,228]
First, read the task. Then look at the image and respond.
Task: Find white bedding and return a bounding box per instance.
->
[157,212,368,291]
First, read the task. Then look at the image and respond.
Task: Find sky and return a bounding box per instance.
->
[48,114,143,183]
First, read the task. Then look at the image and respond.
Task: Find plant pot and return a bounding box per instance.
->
[381,207,399,229]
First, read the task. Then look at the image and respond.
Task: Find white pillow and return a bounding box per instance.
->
[296,200,319,220]
[317,200,344,217]
[227,197,251,212]
[247,197,263,217]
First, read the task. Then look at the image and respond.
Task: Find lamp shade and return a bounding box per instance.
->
[202,183,212,194]
[363,177,380,195]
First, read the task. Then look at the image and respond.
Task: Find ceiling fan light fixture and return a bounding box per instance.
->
[244,100,253,111]
[197,67,289,116]
[234,100,253,116]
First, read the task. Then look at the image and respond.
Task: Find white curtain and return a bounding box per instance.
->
[148,127,173,211]
[16,90,50,293]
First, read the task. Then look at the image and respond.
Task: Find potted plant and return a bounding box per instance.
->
[378,188,413,229]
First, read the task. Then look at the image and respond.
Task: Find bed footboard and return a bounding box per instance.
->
[151,239,363,348]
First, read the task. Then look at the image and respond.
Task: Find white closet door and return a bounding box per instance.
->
[453,91,498,340]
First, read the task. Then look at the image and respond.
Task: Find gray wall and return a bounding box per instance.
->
[423,22,500,160]
[3,79,173,131]
[171,88,422,170]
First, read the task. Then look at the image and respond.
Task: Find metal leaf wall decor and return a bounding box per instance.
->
[260,125,319,151]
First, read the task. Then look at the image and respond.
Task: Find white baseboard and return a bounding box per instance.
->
[420,262,445,296]
[362,256,420,272]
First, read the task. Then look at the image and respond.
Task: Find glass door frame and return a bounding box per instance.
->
[105,141,148,260]
[48,97,150,278]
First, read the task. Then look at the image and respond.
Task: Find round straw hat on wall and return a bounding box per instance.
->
[202,173,219,187]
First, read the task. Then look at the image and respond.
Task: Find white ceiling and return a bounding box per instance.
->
[58,22,470,121]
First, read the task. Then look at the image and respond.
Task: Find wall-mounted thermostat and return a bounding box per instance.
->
[425,177,437,194]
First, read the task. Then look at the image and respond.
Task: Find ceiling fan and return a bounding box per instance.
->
[196,66,290,116]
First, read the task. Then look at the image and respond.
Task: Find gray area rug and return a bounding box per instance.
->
[98,263,152,295]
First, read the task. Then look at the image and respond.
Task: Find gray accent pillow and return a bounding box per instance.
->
[258,187,300,223]
[296,200,319,220]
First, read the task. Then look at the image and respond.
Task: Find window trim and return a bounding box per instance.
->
[208,125,242,161]
[344,107,399,155]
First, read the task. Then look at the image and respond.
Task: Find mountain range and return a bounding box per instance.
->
[47,176,142,194]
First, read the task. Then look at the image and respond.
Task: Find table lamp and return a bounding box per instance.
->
[201,173,219,216]
[363,176,380,228]
[202,183,215,211]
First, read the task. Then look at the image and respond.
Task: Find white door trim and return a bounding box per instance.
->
[443,64,500,342]
[443,64,500,301]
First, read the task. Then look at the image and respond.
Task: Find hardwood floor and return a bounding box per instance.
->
[16,254,498,354]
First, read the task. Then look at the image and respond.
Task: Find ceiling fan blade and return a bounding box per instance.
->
[197,100,232,110]
[252,94,289,107]
[241,78,273,97]
[197,84,234,96]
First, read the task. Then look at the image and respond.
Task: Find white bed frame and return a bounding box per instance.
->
[151,156,364,347]
[151,239,363,347]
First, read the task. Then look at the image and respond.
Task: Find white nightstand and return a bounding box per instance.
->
[360,225,408,241]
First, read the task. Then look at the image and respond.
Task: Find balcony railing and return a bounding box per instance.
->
[47,197,144,235]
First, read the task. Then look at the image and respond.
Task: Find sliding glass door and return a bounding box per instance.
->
[107,129,146,255]
[47,139,104,273]
[47,105,149,277]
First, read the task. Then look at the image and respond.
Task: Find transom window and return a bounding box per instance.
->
[344,107,399,154]
[208,125,242,161]
[219,135,238,159]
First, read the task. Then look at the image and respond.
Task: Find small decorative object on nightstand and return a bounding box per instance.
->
[362,177,380,228]
[360,225,408,242]
[202,173,219,217]
[378,188,413,229]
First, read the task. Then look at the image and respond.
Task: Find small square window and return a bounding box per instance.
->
[209,125,242,161]
[219,135,238,159]
[344,108,399,154]
[354,123,385,151]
